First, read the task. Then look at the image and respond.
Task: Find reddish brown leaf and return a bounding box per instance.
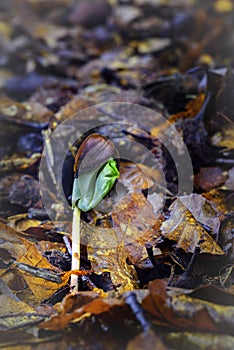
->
[194,167,227,192]
[41,293,125,331]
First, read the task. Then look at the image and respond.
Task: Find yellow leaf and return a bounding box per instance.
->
[214,0,233,13]
[17,238,68,303]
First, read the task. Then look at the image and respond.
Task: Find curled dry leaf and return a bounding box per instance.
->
[82,192,160,291]
[169,294,234,334]
[0,222,27,267]
[178,193,221,236]
[7,213,41,232]
[160,198,224,254]
[112,192,161,266]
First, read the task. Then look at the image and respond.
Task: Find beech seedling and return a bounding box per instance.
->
[70,133,119,290]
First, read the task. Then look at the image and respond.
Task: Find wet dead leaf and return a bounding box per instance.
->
[0,222,25,244]
[0,222,87,303]
[169,94,206,122]
[188,285,234,306]
[142,280,218,331]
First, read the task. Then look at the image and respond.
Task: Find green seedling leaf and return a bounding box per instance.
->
[72,158,119,212]
[72,133,119,212]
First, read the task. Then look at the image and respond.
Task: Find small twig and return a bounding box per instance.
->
[145,243,164,278]
[125,292,150,333]
[42,129,57,186]
[63,235,72,256]
[0,317,44,331]
[184,246,201,276]
[217,112,234,125]
[14,261,62,283]
[216,158,234,164]
[0,312,49,319]
[145,243,155,265]
[168,265,176,286]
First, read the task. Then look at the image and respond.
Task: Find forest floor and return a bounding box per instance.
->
[0,1,234,349]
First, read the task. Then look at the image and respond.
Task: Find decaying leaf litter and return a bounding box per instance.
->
[0,0,234,349]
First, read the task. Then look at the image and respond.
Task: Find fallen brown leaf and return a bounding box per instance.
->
[142,280,234,334]
[126,329,168,350]
[0,295,36,329]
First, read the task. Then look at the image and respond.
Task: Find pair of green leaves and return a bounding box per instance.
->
[72,134,119,212]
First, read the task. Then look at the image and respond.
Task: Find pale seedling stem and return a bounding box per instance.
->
[70,133,119,292]
[70,206,81,291]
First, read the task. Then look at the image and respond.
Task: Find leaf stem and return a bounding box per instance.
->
[71,206,81,291]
